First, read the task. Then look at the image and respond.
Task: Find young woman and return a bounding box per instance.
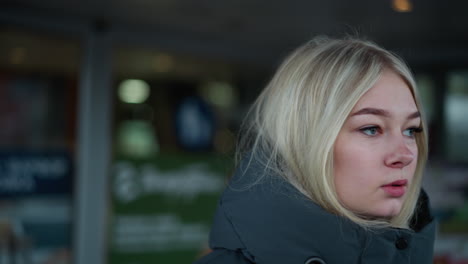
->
[194,37,436,264]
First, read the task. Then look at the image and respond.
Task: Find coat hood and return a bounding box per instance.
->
[208,154,436,264]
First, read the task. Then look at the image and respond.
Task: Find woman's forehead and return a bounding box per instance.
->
[351,71,418,115]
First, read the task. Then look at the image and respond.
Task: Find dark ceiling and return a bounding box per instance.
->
[2,0,468,68]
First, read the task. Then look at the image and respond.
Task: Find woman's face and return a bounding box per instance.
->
[333,70,420,218]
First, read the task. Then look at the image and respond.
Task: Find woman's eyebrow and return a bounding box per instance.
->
[351,107,420,119]
[352,108,390,117]
[407,111,421,119]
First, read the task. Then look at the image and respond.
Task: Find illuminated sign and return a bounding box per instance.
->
[0,151,72,197]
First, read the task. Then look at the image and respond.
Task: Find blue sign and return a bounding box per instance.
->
[0,151,72,197]
[175,96,216,151]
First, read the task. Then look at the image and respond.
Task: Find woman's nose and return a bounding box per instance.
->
[384,140,416,168]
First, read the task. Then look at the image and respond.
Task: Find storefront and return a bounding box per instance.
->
[1,7,468,264]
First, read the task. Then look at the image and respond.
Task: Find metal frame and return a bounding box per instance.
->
[75,29,112,264]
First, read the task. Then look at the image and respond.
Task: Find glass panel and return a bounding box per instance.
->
[415,74,436,123]
[0,25,79,264]
[446,71,468,162]
[109,46,239,264]
[416,72,468,263]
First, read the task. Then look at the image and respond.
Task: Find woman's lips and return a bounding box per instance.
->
[381,179,408,197]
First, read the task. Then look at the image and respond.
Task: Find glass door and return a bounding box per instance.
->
[0,25,80,264]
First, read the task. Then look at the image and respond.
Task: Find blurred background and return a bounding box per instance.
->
[0,0,467,263]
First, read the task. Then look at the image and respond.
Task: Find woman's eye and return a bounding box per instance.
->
[360,126,380,136]
[403,127,423,137]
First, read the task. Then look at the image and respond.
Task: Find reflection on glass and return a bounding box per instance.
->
[111,45,238,264]
[446,71,468,162]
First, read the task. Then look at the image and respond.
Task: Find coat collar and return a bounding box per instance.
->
[209,154,436,263]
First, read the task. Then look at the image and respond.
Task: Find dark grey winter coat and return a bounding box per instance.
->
[194,155,436,264]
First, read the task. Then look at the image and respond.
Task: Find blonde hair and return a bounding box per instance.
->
[237,37,428,229]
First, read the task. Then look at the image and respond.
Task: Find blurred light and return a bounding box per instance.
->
[10,47,26,65]
[200,81,236,108]
[392,0,413,12]
[116,120,159,158]
[118,79,150,104]
[153,53,174,73]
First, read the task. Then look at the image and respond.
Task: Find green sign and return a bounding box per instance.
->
[108,153,231,264]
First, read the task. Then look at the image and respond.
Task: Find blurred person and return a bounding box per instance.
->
[193,37,436,264]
